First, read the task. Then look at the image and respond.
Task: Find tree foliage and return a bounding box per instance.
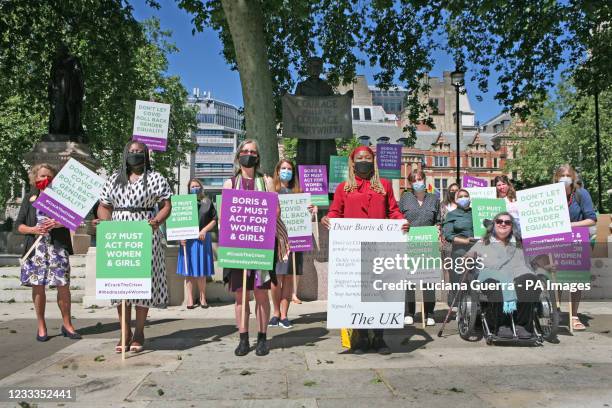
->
[507,79,612,212]
[0,1,196,207]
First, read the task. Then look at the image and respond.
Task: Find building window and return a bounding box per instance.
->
[364,108,372,121]
[433,156,449,167]
[493,158,498,168]
[434,178,448,197]
[470,157,484,168]
[353,108,360,120]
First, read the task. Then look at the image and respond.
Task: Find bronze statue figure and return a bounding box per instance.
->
[46,45,86,143]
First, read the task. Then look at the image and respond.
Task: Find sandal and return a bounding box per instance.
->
[291,295,302,304]
[115,336,132,353]
[572,317,586,331]
[130,335,145,353]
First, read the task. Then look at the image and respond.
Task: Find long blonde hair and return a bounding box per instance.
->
[28,163,57,186]
[234,139,262,176]
[344,148,385,194]
[186,178,206,201]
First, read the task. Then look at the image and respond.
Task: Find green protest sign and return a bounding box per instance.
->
[166,194,199,241]
[406,226,441,284]
[471,198,507,238]
[96,221,152,299]
[329,156,349,193]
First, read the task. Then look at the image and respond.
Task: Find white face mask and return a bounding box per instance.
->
[559,176,573,187]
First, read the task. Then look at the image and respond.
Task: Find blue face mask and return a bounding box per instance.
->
[279,169,293,182]
[456,197,471,208]
[412,181,426,192]
[190,187,201,194]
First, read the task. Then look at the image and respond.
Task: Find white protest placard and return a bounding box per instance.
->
[465,187,497,199]
[517,182,572,239]
[32,158,104,231]
[327,219,405,329]
[132,100,171,151]
[278,193,313,252]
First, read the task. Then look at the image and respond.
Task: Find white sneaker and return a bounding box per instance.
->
[404,315,414,326]
[426,317,436,326]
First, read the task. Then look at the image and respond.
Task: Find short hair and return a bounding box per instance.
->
[408,169,426,184]
[28,163,57,186]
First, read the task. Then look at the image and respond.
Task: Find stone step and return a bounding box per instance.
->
[0,266,86,279]
[0,288,85,303]
[0,277,85,290]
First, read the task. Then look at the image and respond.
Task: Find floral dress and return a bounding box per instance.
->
[99,171,172,308]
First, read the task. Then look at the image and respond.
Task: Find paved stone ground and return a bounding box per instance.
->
[0,301,612,407]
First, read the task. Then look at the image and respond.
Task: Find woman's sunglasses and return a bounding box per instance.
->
[495,219,513,226]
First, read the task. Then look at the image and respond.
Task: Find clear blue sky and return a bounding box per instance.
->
[132,0,509,124]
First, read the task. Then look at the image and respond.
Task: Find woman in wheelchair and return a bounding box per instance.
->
[461,212,554,343]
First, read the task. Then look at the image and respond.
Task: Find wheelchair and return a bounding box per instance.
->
[456,272,559,346]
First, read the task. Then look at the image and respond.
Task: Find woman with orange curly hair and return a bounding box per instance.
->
[321,146,409,354]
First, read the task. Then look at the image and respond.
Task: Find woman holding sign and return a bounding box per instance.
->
[269,159,317,328]
[98,141,173,353]
[177,178,217,309]
[399,169,440,327]
[222,139,288,357]
[16,163,80,342]
[553,164,597,331]
[321,146,409,355]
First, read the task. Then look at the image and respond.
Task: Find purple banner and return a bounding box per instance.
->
[462,174,489,188]
[376,144,402,170]
[132,135,168,152]
[32,192,83,231]
[523,232,575,257]
[552,227,591,271]
[289,235,313,252]
[219,189,278,251]
[298,165,328,195]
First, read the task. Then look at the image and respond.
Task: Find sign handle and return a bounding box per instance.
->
[241,269,248,330]
[20,235,44,265]
[121,300,126,361]
[421,290,426,329]
[183,244,189,276]
[314,212,320,250]
[292,252,297,298]
[403,162,408,192]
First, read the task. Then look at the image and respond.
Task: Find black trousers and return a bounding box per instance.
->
[355,329,384,340]
[481,274,541,333]
[405,289,436,316]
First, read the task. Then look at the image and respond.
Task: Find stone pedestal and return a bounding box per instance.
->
[299,221,329,300]
[25,138,99,171]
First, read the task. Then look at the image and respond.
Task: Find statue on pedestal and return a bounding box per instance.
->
[294,57,352,166]
[45,45,86,143]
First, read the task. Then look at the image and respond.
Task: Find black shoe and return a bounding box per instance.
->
[234,333,250,356]
[515,325,532,339]
[371,336,391,355]
[351,337,369,355]
[497,325,513,339]
[61,326,82,340]
[36,331,49,342]
[255,332,269,356]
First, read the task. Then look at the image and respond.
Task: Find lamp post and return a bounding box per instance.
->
[594,91,603,213]
[451,69,465,185]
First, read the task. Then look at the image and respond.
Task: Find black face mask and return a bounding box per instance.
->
[449,191,456,200]
[239,155,258,168]
[354,161,374,178]
[126,152,145,167]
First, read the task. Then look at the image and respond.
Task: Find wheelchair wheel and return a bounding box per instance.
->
[534,288,559,343]
[457,290,479,341]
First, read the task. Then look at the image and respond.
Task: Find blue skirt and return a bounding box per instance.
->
[176,233,214,277]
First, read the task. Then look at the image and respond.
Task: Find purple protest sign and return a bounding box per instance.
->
[523,232,575,257]
[132,135,168,151]
[298,165,329,207]
[552,227,591,270]
[376,144,402,179]
[217,189,278,270]
[32,192,83,231]
[462,174,488,188]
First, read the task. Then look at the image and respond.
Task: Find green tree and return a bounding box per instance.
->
[507,80,612,212]
[0,1,196,206]
[172,0,609,173]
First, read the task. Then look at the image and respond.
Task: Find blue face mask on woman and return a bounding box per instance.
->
[190,187,201,194]
[456,197,471,208]
[279,169,293,182]
[412,181,426,192]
